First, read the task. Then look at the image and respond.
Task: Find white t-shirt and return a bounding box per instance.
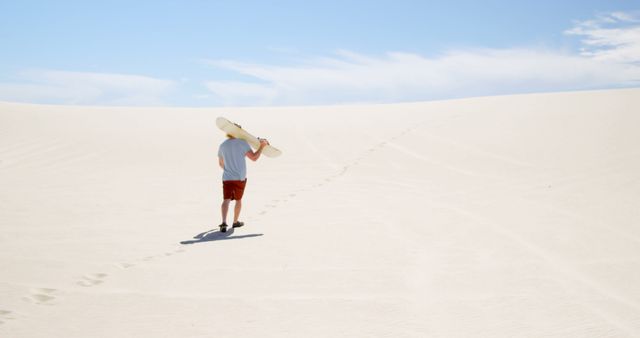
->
[218,138,251,181]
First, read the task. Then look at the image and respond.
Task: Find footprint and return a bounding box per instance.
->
[23,288,58,305]
[0,309,15,325]
[289,194,296,198]
[77,273,107,287]
[259,211,268,215]
[115,262,135,269]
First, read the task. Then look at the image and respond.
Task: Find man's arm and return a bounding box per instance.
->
[218,156,224,169]
[246,139,269,162]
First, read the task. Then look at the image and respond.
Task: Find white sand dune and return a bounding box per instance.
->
[1,88,639,337]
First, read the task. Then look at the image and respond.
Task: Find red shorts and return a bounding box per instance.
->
[223,179,247,200]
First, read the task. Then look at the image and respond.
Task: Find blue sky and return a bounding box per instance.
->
[1,0,639,106]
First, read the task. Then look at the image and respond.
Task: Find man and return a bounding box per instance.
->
[218,134,268,232]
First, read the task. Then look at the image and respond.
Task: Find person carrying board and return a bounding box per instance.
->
[217,134,269,232]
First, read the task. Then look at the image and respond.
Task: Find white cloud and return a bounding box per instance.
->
[203,48,640,106]
[565,11,640,63]
[0,70,174,106]
[203,11,640,106]
[204,81,278,106]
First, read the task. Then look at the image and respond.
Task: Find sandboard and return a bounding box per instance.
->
[216,117,282,158]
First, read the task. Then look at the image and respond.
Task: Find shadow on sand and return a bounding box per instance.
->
[180,227,263,245]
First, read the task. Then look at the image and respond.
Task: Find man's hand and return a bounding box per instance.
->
[246,139,268,162]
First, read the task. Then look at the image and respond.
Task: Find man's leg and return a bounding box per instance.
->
[233,199,242,224]
[221,199,231,224]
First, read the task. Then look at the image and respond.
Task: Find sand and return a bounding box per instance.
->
[1,88,639,337]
